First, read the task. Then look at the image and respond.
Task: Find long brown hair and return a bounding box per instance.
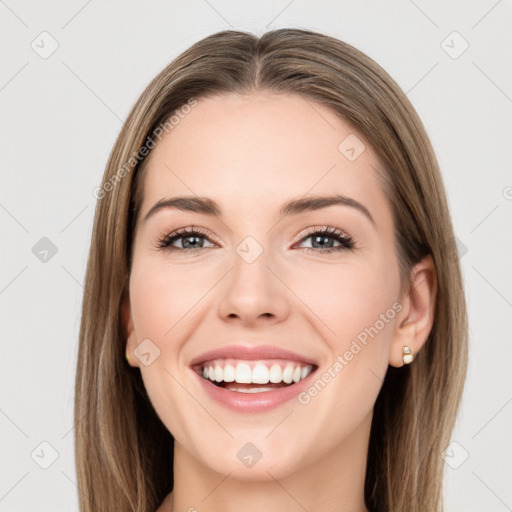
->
[75,28,468,511]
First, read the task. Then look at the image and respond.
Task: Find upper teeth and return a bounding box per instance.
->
[201,361,313,385]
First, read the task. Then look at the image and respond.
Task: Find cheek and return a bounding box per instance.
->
[129,259,214,340]
[128,259,214,439]
[292,259,399,351]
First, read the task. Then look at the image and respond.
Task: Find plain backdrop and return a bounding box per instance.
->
[1,1,511,511]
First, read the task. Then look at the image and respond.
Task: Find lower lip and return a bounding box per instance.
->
[192,369,316,413]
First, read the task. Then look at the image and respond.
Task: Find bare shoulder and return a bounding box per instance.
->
[155,491,173,512]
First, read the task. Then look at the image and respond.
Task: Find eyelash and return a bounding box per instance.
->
[156,225,355,255]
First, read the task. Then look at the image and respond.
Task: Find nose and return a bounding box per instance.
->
[217,245,290,327]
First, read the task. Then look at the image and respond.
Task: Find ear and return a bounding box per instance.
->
[389,254,437,367]
[121,294,140,368]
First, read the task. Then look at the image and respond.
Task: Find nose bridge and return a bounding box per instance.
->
[217,234,289,323]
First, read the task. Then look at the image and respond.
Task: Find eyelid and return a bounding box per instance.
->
[293,225,354,245]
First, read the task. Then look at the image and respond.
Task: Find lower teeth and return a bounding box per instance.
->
[209,380,291,393]
[228,386,275,393]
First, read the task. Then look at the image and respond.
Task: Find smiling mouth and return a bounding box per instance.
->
[195,358,317,393]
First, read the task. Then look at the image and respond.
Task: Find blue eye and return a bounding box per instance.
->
[296,227,355,254]
[157,227,214,252]
[157,226,355,254]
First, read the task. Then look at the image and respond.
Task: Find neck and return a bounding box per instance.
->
[164,412,372,512]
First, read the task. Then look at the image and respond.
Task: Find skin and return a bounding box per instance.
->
[123,92,437,512]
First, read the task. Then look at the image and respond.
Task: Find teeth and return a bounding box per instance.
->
[282,363,293,384]
[227,386,275,393]
[269,364,282,383]
[235,362,252,384]
[252,364,270,384]
[223,364,235,382]
[200,360,314,387]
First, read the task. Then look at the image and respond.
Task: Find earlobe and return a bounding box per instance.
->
[389,254,437,367]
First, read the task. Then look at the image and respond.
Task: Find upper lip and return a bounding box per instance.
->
[190,344,318,367]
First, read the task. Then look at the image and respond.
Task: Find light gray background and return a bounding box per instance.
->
[1,1,511,511]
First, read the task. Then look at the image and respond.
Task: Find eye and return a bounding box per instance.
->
[295,226,355,254]
[156,227,216,253]
[156,225,355,255]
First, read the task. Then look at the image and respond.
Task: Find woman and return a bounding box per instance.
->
[75,28,468,512]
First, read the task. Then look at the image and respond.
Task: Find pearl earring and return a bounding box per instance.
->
[402,345,414,364]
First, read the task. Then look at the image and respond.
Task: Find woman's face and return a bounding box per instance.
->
[125,92,404,480]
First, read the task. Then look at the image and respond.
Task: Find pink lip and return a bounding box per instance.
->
[189,344,318,367]
[189,344,318,413]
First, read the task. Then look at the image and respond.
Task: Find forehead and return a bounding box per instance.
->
[139,92,391,224]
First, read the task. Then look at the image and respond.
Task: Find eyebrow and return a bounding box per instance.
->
[143,194,376,227]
